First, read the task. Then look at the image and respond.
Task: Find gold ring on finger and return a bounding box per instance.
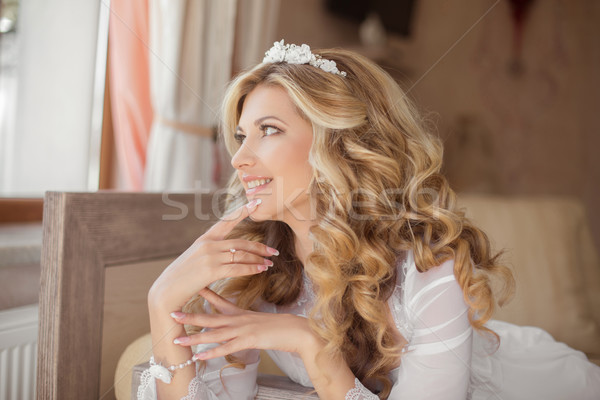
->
[229,248,236,263]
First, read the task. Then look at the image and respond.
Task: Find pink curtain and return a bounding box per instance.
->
[108,0,153,190]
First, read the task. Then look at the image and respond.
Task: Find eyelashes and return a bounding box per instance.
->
[261,124,280,136]
[233,132,245,143]
[234,123,283,144]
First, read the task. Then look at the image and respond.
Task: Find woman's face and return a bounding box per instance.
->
[231,85,314,224]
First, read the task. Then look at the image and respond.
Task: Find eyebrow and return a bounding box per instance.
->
[236,115,288,132]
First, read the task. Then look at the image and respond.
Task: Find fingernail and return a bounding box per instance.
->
[258,264,269,272]
[246,198,262,209]
[173,337,190,345]
[170,312,185,319]
[267,247,279,256]
[263,259,274,267]
[193,352,208,361]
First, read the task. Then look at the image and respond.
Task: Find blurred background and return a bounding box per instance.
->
[0,1,599,398]
[1,0,598,249]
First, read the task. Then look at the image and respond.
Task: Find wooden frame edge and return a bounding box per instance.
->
[37,192,217,399]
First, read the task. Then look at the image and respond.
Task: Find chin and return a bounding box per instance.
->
[248,214,262,222]
[248,209,269,222]
[248,207,280,223]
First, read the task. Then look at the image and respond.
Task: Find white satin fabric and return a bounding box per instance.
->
[138,249,600,399]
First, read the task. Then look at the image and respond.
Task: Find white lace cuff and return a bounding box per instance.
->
[136,367,212,400]
[137,367,156,400]
[180,376,212,400]
[345,378,379,400]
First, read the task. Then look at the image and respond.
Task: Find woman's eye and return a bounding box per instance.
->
[262,125,280,136]
[233,133,246,143]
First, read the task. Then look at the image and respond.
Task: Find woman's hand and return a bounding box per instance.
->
[171,288,358,399]
[148,199,279,312]
[170,288,319,360]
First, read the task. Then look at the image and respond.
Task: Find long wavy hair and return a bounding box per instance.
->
[185,48,514,398]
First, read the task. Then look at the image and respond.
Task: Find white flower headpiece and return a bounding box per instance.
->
[263,39,347,77]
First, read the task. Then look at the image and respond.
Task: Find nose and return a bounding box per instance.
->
[231,142,256,170]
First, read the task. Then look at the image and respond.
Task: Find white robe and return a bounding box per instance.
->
[138,249,600,399]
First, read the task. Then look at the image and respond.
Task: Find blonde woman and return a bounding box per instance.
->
[138,41,600,400]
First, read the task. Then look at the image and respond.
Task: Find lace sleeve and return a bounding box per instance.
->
[136,368,217,400]
[388,250,472,399]
[345,378,379,400]
[136,352,260,400]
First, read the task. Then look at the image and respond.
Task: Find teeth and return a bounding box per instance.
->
[247,178,272,189]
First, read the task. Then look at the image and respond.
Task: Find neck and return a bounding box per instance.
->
[284,216,315,267]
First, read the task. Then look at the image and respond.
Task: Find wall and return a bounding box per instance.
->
[276,0,600,252]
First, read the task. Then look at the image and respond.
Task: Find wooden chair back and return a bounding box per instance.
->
[37,192,217,399]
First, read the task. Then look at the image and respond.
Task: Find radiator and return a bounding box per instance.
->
[0,304,38,400]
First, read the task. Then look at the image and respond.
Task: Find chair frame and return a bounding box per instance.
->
[37,191,217,399]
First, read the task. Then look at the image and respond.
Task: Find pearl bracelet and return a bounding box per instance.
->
[148,356,195,384]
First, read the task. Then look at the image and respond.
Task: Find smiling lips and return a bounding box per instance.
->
[245,177,273,195]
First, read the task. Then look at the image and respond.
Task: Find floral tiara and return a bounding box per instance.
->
[262,39,347,77]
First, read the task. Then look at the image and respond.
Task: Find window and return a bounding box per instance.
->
[0,0,109,197]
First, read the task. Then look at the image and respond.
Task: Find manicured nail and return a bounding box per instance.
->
[258,264,269,272]
[173,337,190,345]
[246,198,262,209]
[193,352,208,361]
[267,247,279,256]
[170,312,185,319]
[263,259,274,267]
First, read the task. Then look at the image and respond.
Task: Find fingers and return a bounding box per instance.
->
[225,239,280,258]
[171,325,250,361]
[174,327,236,348]
[218,247,274,267]
[220,261,272,278]
[207,239,277,281]
[171,311,233,333]
[198,288,239,314]
[193,340,243,361]
[171,311,250,357]
[204,199,262,240]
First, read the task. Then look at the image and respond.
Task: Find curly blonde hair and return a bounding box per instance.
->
[186,48,514,398]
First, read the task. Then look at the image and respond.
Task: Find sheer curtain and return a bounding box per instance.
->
[144,0,237,192]
[143,0,281,192]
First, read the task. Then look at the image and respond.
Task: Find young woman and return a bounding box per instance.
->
[138,40,600,399]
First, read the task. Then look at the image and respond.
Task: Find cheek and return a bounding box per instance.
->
[280,147,311,186]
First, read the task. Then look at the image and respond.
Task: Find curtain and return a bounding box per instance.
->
[144,0,237,191]
[108,0,153,190]
[143,0,281,191]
